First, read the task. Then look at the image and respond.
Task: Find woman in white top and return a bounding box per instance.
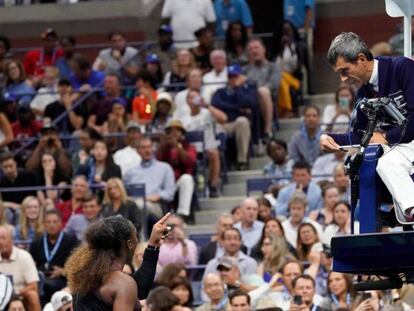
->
[323,201,359,245]
[322,83,355,133]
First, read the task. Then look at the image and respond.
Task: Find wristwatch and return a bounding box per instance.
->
[147,244,159,251]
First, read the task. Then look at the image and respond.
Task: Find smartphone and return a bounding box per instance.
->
[362,292,372,300]
[293,295,302,305]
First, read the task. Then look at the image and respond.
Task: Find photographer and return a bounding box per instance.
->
[25,125,72,178]
[320,32,414,223]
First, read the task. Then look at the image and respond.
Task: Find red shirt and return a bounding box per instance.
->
[157,143,197,180]
[11,120,43,139]
[132,90,157,121]
[23,48,64,77]
[56,200,83,227]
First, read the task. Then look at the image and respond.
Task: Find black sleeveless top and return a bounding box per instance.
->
[73,292,141,311]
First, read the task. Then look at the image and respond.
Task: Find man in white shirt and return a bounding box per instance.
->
[161,0,216,49]
[282,193,323,248]
[234,197,264,255]
[0,225,41,311]
[202,49,228,104]
[113,121,142,177]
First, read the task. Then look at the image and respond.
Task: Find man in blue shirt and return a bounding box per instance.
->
[69,54,105,91]
[321,32,414,223]
[214,0,253,38]
[123,137,176,219]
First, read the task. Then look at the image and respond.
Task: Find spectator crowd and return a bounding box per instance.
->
[0,0,413,310]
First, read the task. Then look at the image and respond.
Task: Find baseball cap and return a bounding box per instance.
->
[51,291,72,311]
[217,256,237,270]
[145,53,160,64]
[228,64,241,76]
[158,24,173,34]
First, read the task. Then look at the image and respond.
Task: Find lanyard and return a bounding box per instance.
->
[331,293,351,308]
[43,231,64,265]
[310,305,317,311]
[38,48,58,68]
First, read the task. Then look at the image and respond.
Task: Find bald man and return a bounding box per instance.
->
[196,273,228,311]
[234,197,264,254]
[0,225,41,311]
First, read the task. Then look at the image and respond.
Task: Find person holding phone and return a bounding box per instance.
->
[289,275,328,311]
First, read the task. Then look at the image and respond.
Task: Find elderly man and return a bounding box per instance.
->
[0,225,41,311]
[234,197,264,255]
[244,38,281,140]
[202,49,228,104]
[196,273,228,311]
[123,137,176,219]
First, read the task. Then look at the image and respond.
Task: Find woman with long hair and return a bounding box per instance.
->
[3,59,35,106]
[14,196,44,242]
[77,140,122,185]
[296,222,323,262]
[323,201,359,245]
[225,22,249,66]
[309,183,340,228]
[168,276,194,309]
[66,213,171,310]
[102,178,142,234]
[36,152,70,204]
[256,234,294,282]
[155,263,187,287]
[250,217,297,260]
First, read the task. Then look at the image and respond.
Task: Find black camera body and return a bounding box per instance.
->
[358,97,407,127]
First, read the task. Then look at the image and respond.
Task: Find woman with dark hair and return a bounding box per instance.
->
[155,263,187,287]
[169,276,194,309]
[36,152,70,204]
[309,183,340,228]
[250,217,297,260]
[225,22,249,66]
[296,222,322,262]
[144,53,164,86]
[257,197,273,222]
[132,70,158,126]
[66,213,171,310]
[77,140,122,185]
[145,286,182,311]
[323,201,359,245]
[3,59,35,106]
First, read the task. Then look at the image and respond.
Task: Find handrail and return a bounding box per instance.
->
[8,32,274,55]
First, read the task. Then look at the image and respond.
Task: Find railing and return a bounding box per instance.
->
[0,182,148,233]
